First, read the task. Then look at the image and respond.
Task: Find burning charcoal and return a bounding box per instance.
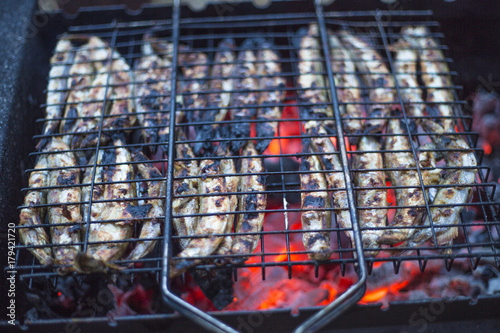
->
[191,268,234,310]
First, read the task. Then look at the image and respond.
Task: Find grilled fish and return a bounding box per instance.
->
[300,141,332,260]
[74,46,136,148]
[403,26,455,134]
[38,39,74,149]
[352,136,388,257]
[418,142,444,196]
[390,37,425,126]
[169,151,231,277]
[70,65,112,148]
[328,34,364,143]
[46,138,82,273]
[230,39,259,153]
[134,39,172,151]
[341,31,395,133]
[172,131,200,250]
[398,137,476,252]
[86,135,137,263]
[126,150,165,261]
[231,141,267,264]
[379,112,426,244]
[297,24,335,132]
[255,39,286,153]
[194,39,235,155]
[212,140,239,264]
[59,41,94,145]
[180,50,209,126]
[19,154,53,266]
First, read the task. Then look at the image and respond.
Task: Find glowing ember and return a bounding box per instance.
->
[482,142,492,155]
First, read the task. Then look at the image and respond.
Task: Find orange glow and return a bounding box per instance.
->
[318,284,338,306]
[268,138,281,155]
[258,289,286,309]
[330,137,337,148]
[483,142,492,155]
[359,287,389,303]
[372,261,384,269]
[389,280,409,293]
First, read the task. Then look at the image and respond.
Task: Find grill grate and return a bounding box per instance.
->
[11,1,500,332]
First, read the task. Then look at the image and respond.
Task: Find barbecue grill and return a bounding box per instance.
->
[1,0,500,332]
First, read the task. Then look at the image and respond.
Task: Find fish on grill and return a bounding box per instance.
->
[126,150,165,261]
[212,139,238,264]
[180,50,209,126]
[379,112,426,244]
[397,136,476,253]
[297,24,335,132]
[169,149,231,277]
[134,38,173,152]
[341,31,396,133]
[37,39,74,149]
[403,26,455,134]
[230,39,259,153]
[46,138,82,273]
[300,140,332,261]
[59,40,95,145]
[194,39,235,155]
[76,135,138,270]
[19,154,53,266]
[390,36,425,127]
[255,39,286,153]
[172,131,200,250]
[418,142,444,196]
[328,34,364,144]
[231,141,267,264]
[70,66,112,148]
[74,44,136,148]
[352,136,388,257]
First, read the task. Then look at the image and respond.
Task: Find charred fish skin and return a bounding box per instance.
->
[391,142,443,255]
[19,154,53,266]
[352,136,388,257]
[180,50,210,126]
[169,155,230,278]
[46,138,82,273]
[297,24,335,133]
[75,47,136,149]
[379,112,426,244]
[70,65,113,149]
[403,26,455,134]
[59,41,95,145]
[255,39,286,153]
[230,39,259,153]
[172,131,200,250]
[341,32,396,134]
[87,135,137,264]
[134,40,173,152]
[305,125,353,247]
[38,39,75,149]
[126,150,165,261]
[390,36,425,128]
[401,137,476,252]
[300,141,332,261]
[194,39,235,156]
[328,34,364,144]
[212,139,239,264]
[231,141,267,264]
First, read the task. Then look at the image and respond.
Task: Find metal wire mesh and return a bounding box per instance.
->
[11,1,500,332]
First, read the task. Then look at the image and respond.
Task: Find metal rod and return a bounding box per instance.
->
[295,1,368,332]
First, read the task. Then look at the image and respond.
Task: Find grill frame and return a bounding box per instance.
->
[4,0,500,332]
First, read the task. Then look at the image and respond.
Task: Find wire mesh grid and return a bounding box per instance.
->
[11,1,500,332]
